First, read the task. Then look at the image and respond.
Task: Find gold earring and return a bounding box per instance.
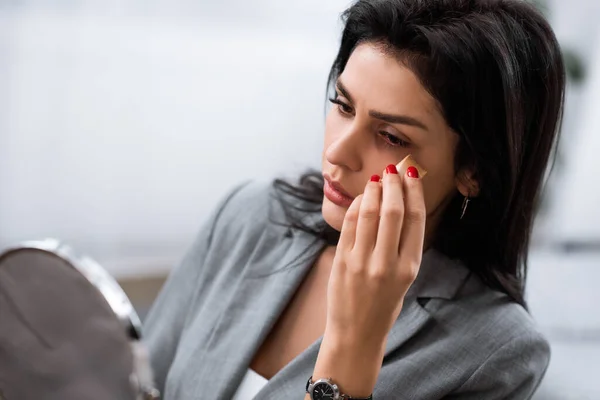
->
[460,196,470,220]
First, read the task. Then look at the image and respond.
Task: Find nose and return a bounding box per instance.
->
[325,125,364,172]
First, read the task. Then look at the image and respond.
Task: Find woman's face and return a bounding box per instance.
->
[321,42,466,237]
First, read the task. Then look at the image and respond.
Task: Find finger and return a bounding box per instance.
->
[337,194,363,252]
[375,164,404,256]
[354,175,382,253]
[398,166,426,265]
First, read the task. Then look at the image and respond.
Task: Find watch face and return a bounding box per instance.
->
[313,382,336,400]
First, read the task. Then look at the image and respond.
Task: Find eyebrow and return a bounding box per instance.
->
[335,79,429,132]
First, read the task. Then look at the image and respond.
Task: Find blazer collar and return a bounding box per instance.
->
[410,247,471,300]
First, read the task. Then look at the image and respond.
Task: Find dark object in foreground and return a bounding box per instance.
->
[0,239,160,400]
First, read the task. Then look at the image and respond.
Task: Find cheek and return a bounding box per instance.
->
[417,133,458,214]
[421,180,438,214]
[420,166,457,215]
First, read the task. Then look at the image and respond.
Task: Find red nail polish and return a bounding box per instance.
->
[386,164,398,174]
[370,174,381,182]
[407,166,419,178]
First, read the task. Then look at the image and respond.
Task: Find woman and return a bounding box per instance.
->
[144,0,564,399]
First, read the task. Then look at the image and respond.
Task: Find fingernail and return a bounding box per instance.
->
[385,164,398,174]
[370,174,381,182]
[396,154,428,178]
[407,166,419,178]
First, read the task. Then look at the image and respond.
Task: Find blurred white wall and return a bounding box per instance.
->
[545,0,600,242]
[0,1,351,277]
[551,35,600,241]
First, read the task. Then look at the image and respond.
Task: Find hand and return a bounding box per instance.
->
[324,162,426,346]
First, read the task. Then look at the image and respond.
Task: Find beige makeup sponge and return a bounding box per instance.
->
[396,154,427,178]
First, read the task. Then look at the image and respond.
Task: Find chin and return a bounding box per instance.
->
[321,197,345,232]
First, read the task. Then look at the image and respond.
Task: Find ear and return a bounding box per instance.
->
[455,168,480,198]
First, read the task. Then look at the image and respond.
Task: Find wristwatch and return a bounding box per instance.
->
[305,376,373,400]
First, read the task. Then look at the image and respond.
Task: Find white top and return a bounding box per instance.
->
[231,368,269,400]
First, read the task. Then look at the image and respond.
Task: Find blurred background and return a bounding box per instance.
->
[0,0,599,398]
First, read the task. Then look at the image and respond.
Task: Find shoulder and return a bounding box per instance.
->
[451,297,550,397]
[460,286,550,366]
[209,178,293,239]
[408,249,549,397]
[417,250,547,357]
[435,269,550,396]
[452,272,548,353]
[199,177,314,269]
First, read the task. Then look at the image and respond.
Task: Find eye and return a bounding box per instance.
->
[328,97,353,116]
[379,132,411,148]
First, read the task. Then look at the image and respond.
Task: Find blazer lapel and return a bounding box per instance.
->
[196,223,326,400]
[382,249,471,360]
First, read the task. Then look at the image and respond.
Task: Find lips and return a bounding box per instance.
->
[329,181,354,200]
[323,175,354,199]
[322,174,355,208]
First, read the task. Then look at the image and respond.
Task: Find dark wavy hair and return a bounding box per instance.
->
[272,0,565,309]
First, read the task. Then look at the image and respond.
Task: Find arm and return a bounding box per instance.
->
[447,332,551,400]
[142,181,250,394]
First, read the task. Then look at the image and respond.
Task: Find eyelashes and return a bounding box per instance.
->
[328,97,411,149]
[329,97,353,114]
[380,132,410,148]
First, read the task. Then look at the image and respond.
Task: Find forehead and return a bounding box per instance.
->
[338,42,439,118]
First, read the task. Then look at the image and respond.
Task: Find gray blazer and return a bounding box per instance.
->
[143,180,550,400]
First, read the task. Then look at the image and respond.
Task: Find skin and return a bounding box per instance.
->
[305,42,478,398]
